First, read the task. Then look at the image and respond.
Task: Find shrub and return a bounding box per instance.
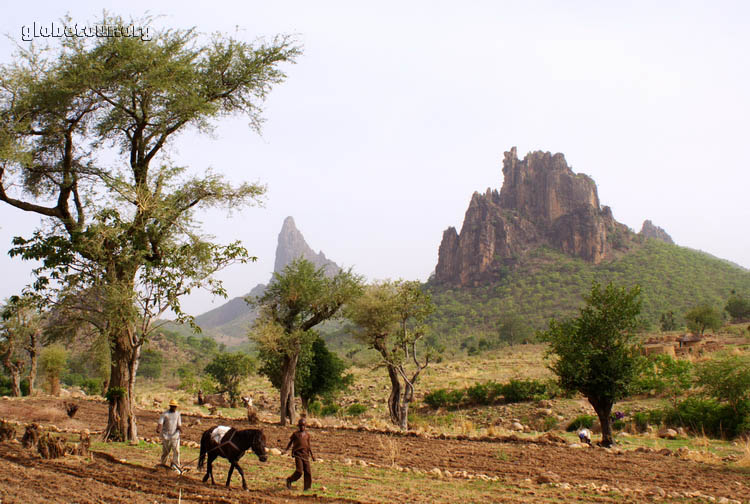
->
[307,401,322,416]
[566,414,595,432]
[346,403,367,417]
[502,379,548,403]
[446,389,465,405]
[424,389,450,409]
[0,375,12,396]
[662,397,749,439]
[321,402,340,416]
[696,354,750,412]
[466,383,491,405]
[81,378,103,396]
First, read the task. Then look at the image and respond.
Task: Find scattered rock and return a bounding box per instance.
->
[358,459,368,467]
[536,472,560,484]
[658,428,678,439]
[567,443,584,449]
[269,448,282,456]
[430,468,442,478]
[511,422,524,431]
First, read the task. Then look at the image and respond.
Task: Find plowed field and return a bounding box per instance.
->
[1,398,748,503]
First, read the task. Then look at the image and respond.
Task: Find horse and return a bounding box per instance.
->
[198,426,268,490]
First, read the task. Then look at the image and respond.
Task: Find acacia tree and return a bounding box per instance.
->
[0,295,44,396]
[250,258,363,425]
[684,304,723,336]
[540,282,642,447]
[257,333,352,411]
[0,15,299,440]
[204,352,255,407]
[346,280,435,430]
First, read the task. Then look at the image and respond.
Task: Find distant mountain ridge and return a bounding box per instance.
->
[193,216,340,344]
[426,147,750,342]
[434,147,681,287]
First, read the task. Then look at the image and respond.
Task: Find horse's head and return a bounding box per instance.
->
[251,430,268,462]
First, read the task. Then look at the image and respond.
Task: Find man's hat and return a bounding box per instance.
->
[169,399,179,407]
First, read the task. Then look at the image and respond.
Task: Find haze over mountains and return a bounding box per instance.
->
[193,216,340,345]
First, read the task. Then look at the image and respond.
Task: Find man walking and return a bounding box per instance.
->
[282,417,315,491]
[157,399,182,469]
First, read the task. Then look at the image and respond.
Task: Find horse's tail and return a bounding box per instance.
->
[198,429,210,469]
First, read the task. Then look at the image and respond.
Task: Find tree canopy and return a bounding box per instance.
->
[0,14,300,440]
[250,258,363,425]
[684,304,723,336]
[346,279,435,429]
[205,352,255,408]
[540,282,643,446]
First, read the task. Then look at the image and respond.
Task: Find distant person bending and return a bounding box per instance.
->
[282,417,316,491]
[578,427,592,445]
[157,399,182,468]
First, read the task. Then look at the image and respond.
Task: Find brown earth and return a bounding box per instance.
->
[1,397,749,503]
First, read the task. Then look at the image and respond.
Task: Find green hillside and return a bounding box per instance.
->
[426,239,750,349]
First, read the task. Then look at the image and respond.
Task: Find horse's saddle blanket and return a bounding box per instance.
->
[211,425,231,444]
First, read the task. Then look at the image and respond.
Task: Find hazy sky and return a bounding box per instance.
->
[1,1,748,316]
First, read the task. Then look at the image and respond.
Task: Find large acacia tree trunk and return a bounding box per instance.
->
[104,329,139,441]
[279,353,299,426]
[590,397,614,447]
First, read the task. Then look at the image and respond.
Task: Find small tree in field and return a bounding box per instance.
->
[39,344,68,396]
[204,352,255,408]
[685,304,723,336]
[540,282,642,447]
[250,259,363,425]
[1,295,44,396]
[346,280,435,430]
[696,353,750,414]
[725,293,750,323]
[257,334,352,411]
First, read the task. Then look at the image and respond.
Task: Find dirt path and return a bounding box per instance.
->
[1,398,749,503]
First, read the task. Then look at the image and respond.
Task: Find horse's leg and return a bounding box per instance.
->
[207,453,217,485]
[226,460,235,487]
[234,461,247,490]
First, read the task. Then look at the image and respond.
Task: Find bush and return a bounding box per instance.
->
[321,402,340,416]
[0,375,12,396]
[424,389,450,409]
[308,401,322,416]
[662,397,750,439]
[346,403,367,417]
[502,379,548,403]
[566,414,595,432]
[446,389,465,405]
[466,383,492,405]
[696,354,750,411]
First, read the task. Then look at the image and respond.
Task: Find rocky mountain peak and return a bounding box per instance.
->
[194,216,339,335]
[274,216,340,276]
[639,220,674,244]
[434,147,630,287]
